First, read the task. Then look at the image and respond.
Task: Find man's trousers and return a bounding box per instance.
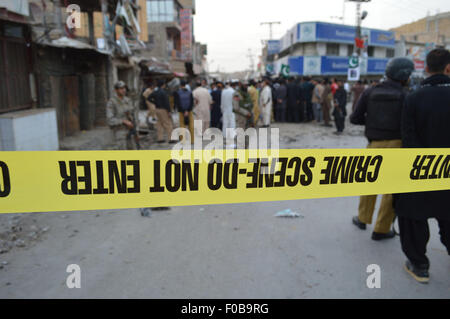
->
[398,216,450,268]
[357,139,402,233]
[155,108,174,142]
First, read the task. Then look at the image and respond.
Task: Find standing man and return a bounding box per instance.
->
[351,81,365,113]
[395,49,450,283]
[173,80,194,143]
[148,80,176,144]
[311,79,324,123]
[333,80,347,135]
[234,82,253,130]
[259,78,273,128]
[321,79,333,127]
[211,81,223,129]
[275,78,288,122]
[286,77,300,123]
[302,77,315,122]
[248,80,260,127]
[350,57,414,240]
[193,79,213,135]
[221,82,236,144]
[106,81,139,150]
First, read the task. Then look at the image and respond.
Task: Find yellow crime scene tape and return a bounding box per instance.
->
[0,148,449,214]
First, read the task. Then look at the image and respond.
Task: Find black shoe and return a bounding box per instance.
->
[371,230,396,241]
[151,207,171,211]
[352,216,366,230]
[404,260,429,284]
[157,140,165,144]
[168,140,177,144]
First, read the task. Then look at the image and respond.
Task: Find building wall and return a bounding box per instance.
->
[77,0,149,43]
[390,12,450,45]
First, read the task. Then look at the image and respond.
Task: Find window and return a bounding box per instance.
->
[368,46,375,57]
[147,0,175,22]
[347,44,354,56]
[386,48,395,58]
[4,24,24,38]
[148,34,155,44]
[326,43,339,56]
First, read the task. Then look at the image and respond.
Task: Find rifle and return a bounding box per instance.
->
[125,111,141,150]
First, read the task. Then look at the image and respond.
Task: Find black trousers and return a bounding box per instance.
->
[398,216,450,269]
[305,101,314,122]
[333,109,345,132]
[276,107,287,122]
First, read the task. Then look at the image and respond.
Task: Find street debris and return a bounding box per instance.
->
[140,208,152,218]
[274,209,304,218]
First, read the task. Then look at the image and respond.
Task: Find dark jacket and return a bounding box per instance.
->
[174,88,194,112]
[395,74,450,221]
[286,81,301,108]
[148,88,171,112]
[350,79,408,141]
[275,84,287,108]
[302,81,314,103]
[211,88,223,128]
[334,87,348,116]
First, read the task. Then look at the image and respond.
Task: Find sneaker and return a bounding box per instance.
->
[404,260,429,284]
[371,230,396,241]
[352,216,366,230]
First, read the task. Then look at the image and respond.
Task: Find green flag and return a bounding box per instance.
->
[281,64,290,77]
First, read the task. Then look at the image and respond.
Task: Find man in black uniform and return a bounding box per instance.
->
[396,49,450,284]
[350,57,414,240]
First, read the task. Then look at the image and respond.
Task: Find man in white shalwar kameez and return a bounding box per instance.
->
[259,78,273,127]
[220,83,236,146]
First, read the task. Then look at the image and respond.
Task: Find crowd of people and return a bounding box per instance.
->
[132,75,385,146]
[106,48,450,284]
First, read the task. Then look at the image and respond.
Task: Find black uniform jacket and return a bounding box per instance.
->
[395,74,450,221]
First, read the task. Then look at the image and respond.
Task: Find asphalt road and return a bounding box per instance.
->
[0,122,449,298]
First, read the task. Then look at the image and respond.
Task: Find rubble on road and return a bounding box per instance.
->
[0,214,49,255]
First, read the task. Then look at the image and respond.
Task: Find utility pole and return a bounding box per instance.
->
[260,21,281,40]
[348,0,370,56]
[347,0,370,81]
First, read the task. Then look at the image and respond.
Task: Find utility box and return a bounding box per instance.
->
[0,108,59,151]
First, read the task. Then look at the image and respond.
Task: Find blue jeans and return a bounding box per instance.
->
[313,103,322,122]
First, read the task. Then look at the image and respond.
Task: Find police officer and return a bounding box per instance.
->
[396,49,450,283]
[106,81,139,150]
[350,58,414,240]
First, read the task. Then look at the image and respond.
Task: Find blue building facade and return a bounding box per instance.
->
[268,22,396,77]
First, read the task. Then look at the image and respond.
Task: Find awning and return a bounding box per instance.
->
[37,36,111,56]
[138,57,172,75]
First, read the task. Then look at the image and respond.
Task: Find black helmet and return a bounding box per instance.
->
[385,58,414,82]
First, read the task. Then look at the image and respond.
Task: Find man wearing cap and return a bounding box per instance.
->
[350,57,415,241]
[395,49,450,283]
[148,80,176,144]
[106,81,139,150]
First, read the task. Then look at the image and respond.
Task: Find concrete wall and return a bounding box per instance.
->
[0,108,58,151]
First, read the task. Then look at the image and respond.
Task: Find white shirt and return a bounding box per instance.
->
[259,85,272,108]
[221,87,235,114]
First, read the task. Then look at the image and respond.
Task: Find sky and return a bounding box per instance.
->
[193,0,450,72]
